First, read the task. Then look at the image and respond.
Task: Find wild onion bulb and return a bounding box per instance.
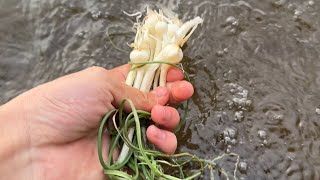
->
[130,49,150,63]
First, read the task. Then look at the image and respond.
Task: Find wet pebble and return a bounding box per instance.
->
[216,50,224,57]
[263,140,268,145]
[77,31,87,39]
[231,139,237,145]
[226,16,237,24]
[294,10,302,16]
[224,137,231,144]
[229,83,237,88]
[258,130,267,140]
[223,127,237,139]
[226,145,232,153]
[293,9,302,20]
[233,98,247,107]
[90,10,102,20]
[315,108,320,115]
[308,1,315,6]
[234,111,244,121]
[216,48,229,57]
[273,113,284,120]
[273,0,287,7]
[266,111,284,120]
[238,89,248,98]
[245,100,252,106]
[239,162,248,173]
[223,48,228,53]
[57,7,71,19]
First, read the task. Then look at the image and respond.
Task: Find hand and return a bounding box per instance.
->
[0,65,193,180]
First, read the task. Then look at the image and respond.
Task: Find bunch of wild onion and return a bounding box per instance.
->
[98,8,240,179]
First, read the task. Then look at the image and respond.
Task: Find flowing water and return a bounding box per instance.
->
[1,0,320,179]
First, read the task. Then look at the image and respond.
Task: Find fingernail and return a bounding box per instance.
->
[155,105,166,114]
[155,127,166,140]
[155,105,170,122]
[153,87,168,98]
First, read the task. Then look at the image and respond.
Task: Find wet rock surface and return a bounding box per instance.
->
[1,0,320,179]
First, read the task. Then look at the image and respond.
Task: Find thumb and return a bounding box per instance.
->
[107,67,169,112]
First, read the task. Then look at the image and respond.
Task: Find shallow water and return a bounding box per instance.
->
[1,0,320,179]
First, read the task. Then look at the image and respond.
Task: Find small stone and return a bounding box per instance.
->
[273,114,284,120]
[216,50,224,57]
[294,9,302,16]
[239,162,248,173]
[237,86,244,92]
[316,108,320,115]
[232,20,239,26]
[229,28,236,34]
[90,10,102,20]
[226,16,236,24]
[263,140,268,145]
[231,139,237,145]
[233,97,240,104]
[238,89,248,98]
[77,31,87,39]
[273,0,287,7]
[229,83,237,88]
[238,98,247,106]
[234,111,244,121]
[224,137,231,144]
[223,128,237,138]
[258,130,267,140]
[226,145,232,153]
[308,1,314,6]
[228,101,234,107]
[245,100,252,106]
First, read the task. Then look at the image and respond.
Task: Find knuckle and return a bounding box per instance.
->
[86,66,111,83]
[86,66,108,76]
[140,93,152,110]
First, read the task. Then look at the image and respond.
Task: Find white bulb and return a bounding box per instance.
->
[145,15,158,29]
[159,44,183,64]
[167,24,179,37]
[130,49,150,63]
[155,21,168,34]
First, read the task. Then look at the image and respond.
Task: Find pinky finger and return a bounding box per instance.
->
[146,125,177,154]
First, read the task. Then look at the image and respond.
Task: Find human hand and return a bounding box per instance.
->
[0,65,193,180]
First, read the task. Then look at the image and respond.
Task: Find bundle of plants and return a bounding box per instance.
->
[98,7,239,180]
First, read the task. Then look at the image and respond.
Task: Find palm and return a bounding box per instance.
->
[28,68,119,179]
[35,135,105,180]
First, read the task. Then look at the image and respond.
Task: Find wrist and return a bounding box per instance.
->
[0,101,33,179]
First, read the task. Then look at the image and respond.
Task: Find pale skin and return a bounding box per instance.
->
[0,65,193,180]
